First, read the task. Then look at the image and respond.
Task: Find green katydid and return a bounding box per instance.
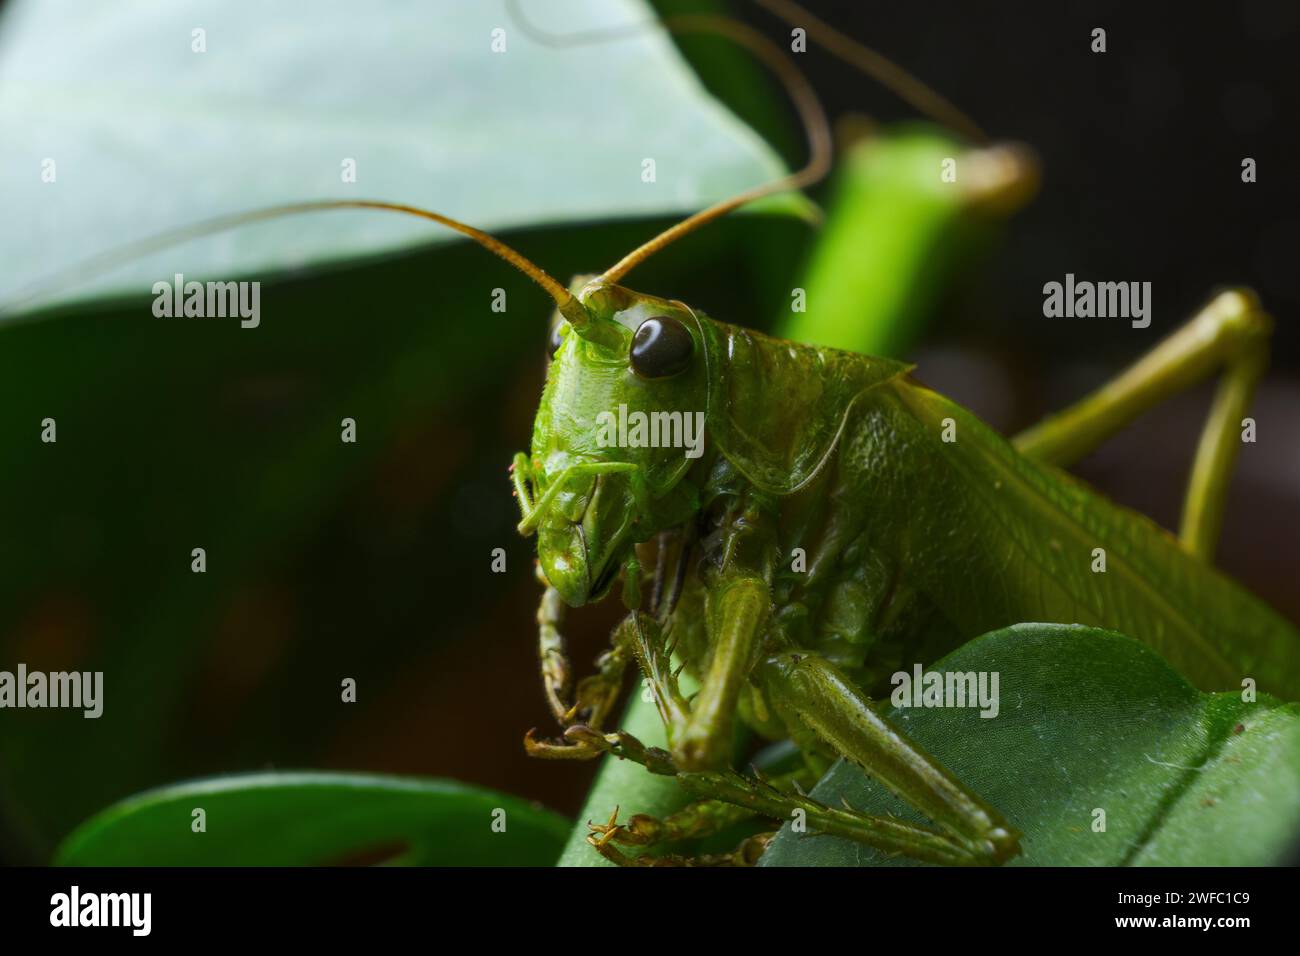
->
[507,259,1293,866]
[496,4,1300,867]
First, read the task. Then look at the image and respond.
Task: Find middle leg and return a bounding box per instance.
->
[760,650,1020,864]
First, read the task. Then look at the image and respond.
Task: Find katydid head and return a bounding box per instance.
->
[520,279,709,607]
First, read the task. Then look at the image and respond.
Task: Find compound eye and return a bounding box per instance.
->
[630,315,693,379]
[548,322,565,359]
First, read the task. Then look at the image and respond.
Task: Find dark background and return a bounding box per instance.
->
[750,0,1300,355]
[0,0,1296,864]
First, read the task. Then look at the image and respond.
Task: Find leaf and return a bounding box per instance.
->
[0,0,794,314]
[55,772,569,866]
[760,624,1300,866]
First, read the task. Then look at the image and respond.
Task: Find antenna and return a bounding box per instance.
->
[1,199,589,326]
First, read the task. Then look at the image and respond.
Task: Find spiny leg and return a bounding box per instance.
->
[583,762,994,867]
[524,573,631,760]
[674,575,771,769]
[677,770,987,866]
[587,797,759,856]
[758,651,1020,865]
[1011,290,1269,466]
[528,606,696,764]
[525,533,697,766]
[593,767,817,852]
[556,723,678,776]
[1180,342,1267,559]
[586,806,774,867]
[625,612,692,736]
[535,580,574,726]
[649,527,694,621]
[583,646,1018,866]
[1012,288,1271,560]
[538,570,629,729]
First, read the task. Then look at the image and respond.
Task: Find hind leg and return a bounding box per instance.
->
[1013,288,1271,560]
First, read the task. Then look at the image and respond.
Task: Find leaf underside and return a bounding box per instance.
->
[0,0,795,315]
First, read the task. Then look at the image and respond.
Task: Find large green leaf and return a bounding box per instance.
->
[762,624,1300,866]
[0,0,791,313]
[55,772,569,866]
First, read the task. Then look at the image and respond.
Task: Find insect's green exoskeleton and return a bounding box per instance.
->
[513,262,1299,869]
[514,270,1030,866]
[517,281,709,610]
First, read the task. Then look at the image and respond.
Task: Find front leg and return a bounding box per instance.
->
[674,487,781,770]
[625,612,692,735]
[674,575,770,769]
[524,573,632,761]
[587,809,775,867]
[535,572,628,730]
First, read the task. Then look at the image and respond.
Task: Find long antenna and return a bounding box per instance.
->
[509,0,988,284]
[1,199,588,325]
[507,3,832,285]
[753,0,987,144]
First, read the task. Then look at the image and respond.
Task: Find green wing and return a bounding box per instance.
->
[703,319,910,494]
[889,378,1300,700]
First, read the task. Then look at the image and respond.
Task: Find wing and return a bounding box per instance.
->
[887,378,1300,700]
[703,318,911,494]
